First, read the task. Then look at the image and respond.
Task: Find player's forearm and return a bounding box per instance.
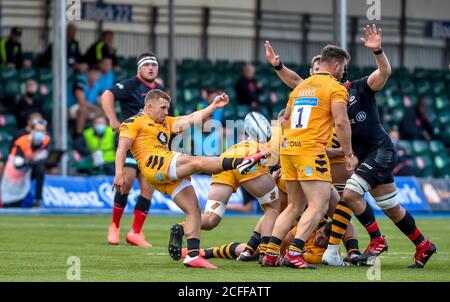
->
[374,52,391,77]
[275,66,303,89]
[115,143,128,175]
[326,147,345,159]
[334,121,353,158]
[192,105,216,125]
[101,91,119,123]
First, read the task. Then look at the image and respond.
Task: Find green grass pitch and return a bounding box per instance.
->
[0,215,449,282]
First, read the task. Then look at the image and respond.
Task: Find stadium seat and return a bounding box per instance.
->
[386,94,403,109]
[236,104,250,119]
[441,122,450,145]
[438,111,450,126]
[414,68,429,82]
[0,67,18,81]
[412,140,431,157]
[0,145,10,161]
[215,60,234,73]
[18,68,37,81]
[0,129,13,144]
[434,154,450,178]
[272,102,285,118]
[0,113,17,131]
[222,103,236,120]
[416,80,431,95]
[398,140,413,156]
[431,81,446,95]
[399,80,415,95]
[413,155,434,178]
[434,95,449,111]
[429,140,447,156]
[183,88,201,103]
[38,68,53,83]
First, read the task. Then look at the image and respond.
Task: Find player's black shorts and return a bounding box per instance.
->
[355,147,397,189]
[124,149,139,171]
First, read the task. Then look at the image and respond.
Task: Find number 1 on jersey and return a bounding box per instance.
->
[295,107,304,128]
[290,97,317,129]
[291,105,312,129]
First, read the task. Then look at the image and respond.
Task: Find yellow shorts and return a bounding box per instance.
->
[138,150,178,186]
[152,177,191,197]
[280,154,331,182]
[211,164,269,192]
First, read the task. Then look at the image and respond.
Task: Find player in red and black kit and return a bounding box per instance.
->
[101,52,165,248]
[322,25,436,268]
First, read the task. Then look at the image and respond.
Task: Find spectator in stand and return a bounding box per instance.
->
[13,80,45,129]
[0,27,30,68]
[73,115,116,175]
[234,63,264,108]
[192,88,225,156]
[68,65,104,137]
[39,23,86,72]
[389,130,414,176]
[13,112,44,142]
[399,97,439,141]
[0,119,50,207]
[97,56,115,94]
[84,30,117,68]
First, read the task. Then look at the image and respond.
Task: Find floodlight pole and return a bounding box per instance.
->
[52,0,68,175]
[340,0,347,50]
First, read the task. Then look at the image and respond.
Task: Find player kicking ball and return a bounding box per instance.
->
[113,89,267,269]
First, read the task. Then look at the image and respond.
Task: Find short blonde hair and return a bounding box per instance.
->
[144,89,171,104]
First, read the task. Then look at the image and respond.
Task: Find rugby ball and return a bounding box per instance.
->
[244,111,272,143]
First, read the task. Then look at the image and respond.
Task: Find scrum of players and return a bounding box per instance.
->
[109,24,436,269]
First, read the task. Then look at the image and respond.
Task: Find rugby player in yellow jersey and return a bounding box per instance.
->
[265,42,361,265]
[199,112,280,261]
[261,45,358,269]
[113,89,267,269]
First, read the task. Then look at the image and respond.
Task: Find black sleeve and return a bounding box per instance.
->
[354,76,375,97]
[108,79,134,100]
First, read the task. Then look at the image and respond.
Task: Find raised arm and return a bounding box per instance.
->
[265,41,303,89]
[361,24,392,92]
[171,93,229,133]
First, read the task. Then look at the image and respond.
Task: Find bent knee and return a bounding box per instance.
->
[342,188,361,204]
[201,213,221,230]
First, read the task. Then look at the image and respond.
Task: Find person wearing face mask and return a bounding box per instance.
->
[0,119,50,208]
[14,79,45,129]
[73,115,116,175]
